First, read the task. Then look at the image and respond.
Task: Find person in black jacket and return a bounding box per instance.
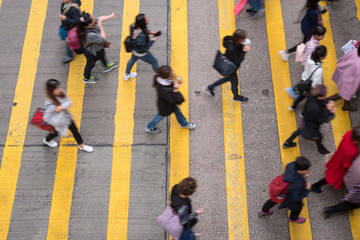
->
[123,14,160,81]
[282,84,336,154]
[259,157,311,224]
[203,29,251,103]
[58,0,81,63]
[171,177,204,239]
[146,66,195,134]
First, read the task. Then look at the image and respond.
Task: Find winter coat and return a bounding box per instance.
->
[170,185,198,229]
[302,36,320,67]
[325,130,359,190]
[130,24,154,55]
[223,36,246,68]
[280,162,309,211]
[60,0,81,31]
[156,77,185,116]
[343,181,360,204]
[332,49,360,101]
[301,95,333,140]
[43,96,72,136]
[301,5,322,37]
[84,24,105,56]
[344,154,360,191]
[301,57,323,87]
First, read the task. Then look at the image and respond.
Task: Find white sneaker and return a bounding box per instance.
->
[43,138,58,147]
[123,72,137,81]
[288,106,294,111]
[182,122,196,129]
[279,50,289,61]
[78,145,94,153]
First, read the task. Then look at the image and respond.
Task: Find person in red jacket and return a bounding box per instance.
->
[311,126,360,193]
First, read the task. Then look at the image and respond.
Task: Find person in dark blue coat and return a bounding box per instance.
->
[259,157,311,224]
[58,0,82,63]
[123,14,160,81]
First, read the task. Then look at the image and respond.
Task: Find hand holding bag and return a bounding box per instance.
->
[213,50,237,76]
[157,206,183,240]
[294,66,321,94]
[30,108,55,133]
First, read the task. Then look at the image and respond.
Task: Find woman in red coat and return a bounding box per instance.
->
[311,126,360,193]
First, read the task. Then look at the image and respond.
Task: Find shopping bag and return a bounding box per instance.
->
[295,43,305,63]
[157,206,183,240]
[30,108,55,133]
[234,0,248,17]
[213,50,237,76]
[341,40,359,55]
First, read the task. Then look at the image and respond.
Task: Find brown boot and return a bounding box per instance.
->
[342,100,357,111]
[326,93,341,101]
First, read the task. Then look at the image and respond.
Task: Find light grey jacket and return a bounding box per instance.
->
[43,96,72,136]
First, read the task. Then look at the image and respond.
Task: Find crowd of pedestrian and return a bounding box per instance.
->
[30,0,360,239]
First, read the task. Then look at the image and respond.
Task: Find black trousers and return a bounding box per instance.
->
[287,35,308,53]
[208,72,240,98]
[312,178,328,189]
[292,95,306,108]
[46,120,83,145]
[285,129,325,149]
[326,201,360,214]
[84,49,107,79]
[262,199,301,221]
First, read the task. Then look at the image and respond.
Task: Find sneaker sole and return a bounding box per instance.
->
[83,80,99,84]
[282,143,297,149]
[233,99,248,103]
[202,86,214,97]
[102,64,119,73]
[145,129,161,134]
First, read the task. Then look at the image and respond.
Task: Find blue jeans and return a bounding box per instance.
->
[125,51,159,74]
[146,106,188,130]
[66,44,73,58]
[247,0,262,11]
[180,227,196,240]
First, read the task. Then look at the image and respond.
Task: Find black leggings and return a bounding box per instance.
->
[84,49,107,79]
[326,201,360,214]
[287,35,308,53]
[46,120,83,145]
[208,72,240,98]
[262,199,301,220]
[285,129,325,149]
[312,178,328,189]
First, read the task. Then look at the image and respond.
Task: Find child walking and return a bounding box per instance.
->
[259,157,311,224]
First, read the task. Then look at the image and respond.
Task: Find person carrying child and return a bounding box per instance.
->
[259,157,311,224]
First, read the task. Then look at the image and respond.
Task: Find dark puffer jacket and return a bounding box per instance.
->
[130,25,154,53]
[60,0,81,31]
[280,162,309,211]
[223,35,246,68]
[156,81,184,117]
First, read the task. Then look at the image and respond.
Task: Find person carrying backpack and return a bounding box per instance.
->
[77,12,118,83]
[123,14,160,81]
[259,157,311,224]
[203,29,250,103]
[58,0,82,64]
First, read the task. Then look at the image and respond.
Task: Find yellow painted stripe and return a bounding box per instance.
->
[46,1,93,239]
[264,0,312,239]
[106,0,139,239]
[355,0,360,21]
[169,0,190,191]
[318,2,360,238]
[217,0,249,239]
[0,0,48,239]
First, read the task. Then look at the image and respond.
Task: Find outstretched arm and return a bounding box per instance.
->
[98,12,117,22]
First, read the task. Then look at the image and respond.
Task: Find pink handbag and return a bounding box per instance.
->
[157,206,183,240]
[234,0,248,17]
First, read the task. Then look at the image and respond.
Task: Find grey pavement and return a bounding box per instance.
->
[0,0,360,239]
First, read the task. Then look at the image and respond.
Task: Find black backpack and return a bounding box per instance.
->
[124,36,133,53]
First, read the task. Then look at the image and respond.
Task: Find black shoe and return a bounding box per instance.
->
[311,184,322,194]
[323,208,331,219]
[203,86,215,96]
[233,96,248,103]
[246,8,257,16]
[317,144,330,155]
[282,141,297,149]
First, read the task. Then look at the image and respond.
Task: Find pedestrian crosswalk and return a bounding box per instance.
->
[0,0,360,239]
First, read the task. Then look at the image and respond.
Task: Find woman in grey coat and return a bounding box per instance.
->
[43,79,93,152]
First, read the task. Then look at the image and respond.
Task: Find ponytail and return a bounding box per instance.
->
[77,12,93,44]
[311,45,327,63]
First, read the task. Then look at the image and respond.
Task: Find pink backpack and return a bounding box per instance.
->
[157,206,183,240]
[66,27,85,54]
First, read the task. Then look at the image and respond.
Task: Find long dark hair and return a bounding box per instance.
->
[153,65,172,87]
[306,0,319,10]
[46,79,65,106]
[135,14,148,33]
[305,25,326,42]
[311,45,327,63]
[77,12,93,43]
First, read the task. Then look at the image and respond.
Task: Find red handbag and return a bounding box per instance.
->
[234,0,248,17]
[30,108,55,133]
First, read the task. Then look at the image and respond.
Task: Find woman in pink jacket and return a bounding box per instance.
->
[327,47,360,111]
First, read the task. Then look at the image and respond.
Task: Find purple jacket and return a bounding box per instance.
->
[343,181,360,204]
[332,49,360,101]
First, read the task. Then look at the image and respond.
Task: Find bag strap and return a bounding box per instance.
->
[63,3,80,15]
[307,66,321,81]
